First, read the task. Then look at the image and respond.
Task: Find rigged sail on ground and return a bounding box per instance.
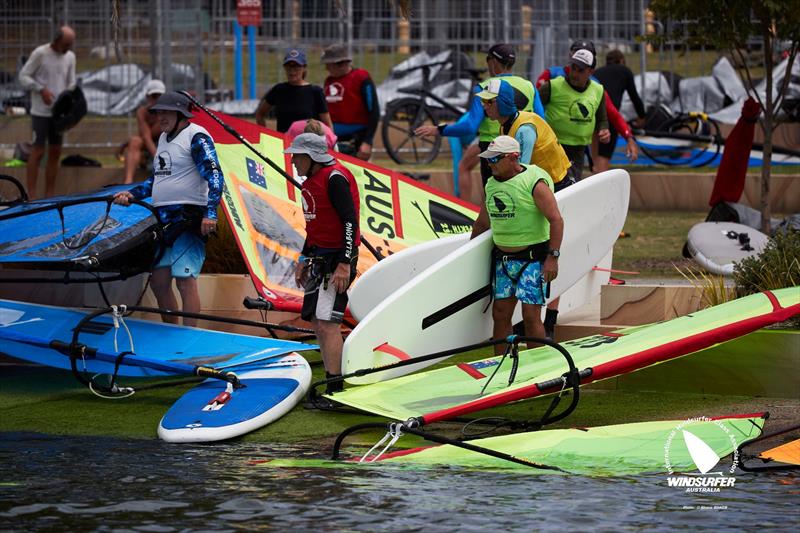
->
[0,185,160,279]
[191,111,478,312]
[328,288,799,423]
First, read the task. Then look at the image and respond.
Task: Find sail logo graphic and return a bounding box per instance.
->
[664,416,738,493]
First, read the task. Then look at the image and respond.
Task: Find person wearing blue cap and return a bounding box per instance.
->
[255,48,332,133]
[477,79,571,190]
[414,44,543,203]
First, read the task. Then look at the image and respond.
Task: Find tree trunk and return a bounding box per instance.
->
[760,121,773,235]
[759,29,775,235]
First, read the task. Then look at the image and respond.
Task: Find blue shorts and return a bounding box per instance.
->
[154,232,205,278]
[494,257,546,305]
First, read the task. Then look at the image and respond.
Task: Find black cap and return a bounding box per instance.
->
[484,43,516,66]
[570,40,597,55]
[149,91,194,118]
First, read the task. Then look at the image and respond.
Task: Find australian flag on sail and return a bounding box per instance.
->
[246,157,267,189]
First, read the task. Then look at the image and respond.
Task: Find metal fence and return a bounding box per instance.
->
[0,0,722,148]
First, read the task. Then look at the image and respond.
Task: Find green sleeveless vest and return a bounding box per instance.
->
[544,77,604,146]
[484,164,554,247]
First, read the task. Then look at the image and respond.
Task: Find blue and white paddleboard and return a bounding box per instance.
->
[0,299,317,376]
[158,355,311,443]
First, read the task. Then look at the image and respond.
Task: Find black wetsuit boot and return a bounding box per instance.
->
[544,309,558,340]
[325,372,343,395]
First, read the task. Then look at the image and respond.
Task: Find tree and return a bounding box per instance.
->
[649,0,799,234]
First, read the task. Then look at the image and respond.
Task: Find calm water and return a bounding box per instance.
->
[0,432,798,532]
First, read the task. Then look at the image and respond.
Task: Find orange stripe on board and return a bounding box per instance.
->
[373,342,411,361]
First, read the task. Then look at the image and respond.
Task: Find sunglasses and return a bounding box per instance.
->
[485,153,507,164]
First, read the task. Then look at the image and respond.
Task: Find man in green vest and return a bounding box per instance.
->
[470,136,563,354]
[538,48,609,182]
[537,48,609,340]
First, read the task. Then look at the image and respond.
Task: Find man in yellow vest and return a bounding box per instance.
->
[414,44,543,201]
[476,78,572,192]
[538,49,609,182]
[470,136,563,354]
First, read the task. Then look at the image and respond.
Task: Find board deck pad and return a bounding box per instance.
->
[158,355,311,443]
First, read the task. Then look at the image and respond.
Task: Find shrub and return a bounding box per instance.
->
[733,229,800,296]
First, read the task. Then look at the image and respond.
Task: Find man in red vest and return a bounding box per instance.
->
[321,44,380,161]
[285,133,361,397]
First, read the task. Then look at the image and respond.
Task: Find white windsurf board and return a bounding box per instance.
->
[686,221,768,276]
[342,169,630,384]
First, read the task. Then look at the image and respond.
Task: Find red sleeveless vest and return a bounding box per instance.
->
[302,162,361,249]
[324,68,371,125]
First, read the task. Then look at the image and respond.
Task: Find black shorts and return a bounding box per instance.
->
[597,127,619,159]
[31,115,64,147]
[301,254,358,323]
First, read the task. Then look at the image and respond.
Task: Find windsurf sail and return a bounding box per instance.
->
[326,288,799,424]
[0,185,162,281]
[262,414,766,475]
[738,421,800,472]
[0,299,317,380]
[189,106,478,312]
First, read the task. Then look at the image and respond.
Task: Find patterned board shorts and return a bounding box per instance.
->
[153,231,206,278]
[493,257,547,305]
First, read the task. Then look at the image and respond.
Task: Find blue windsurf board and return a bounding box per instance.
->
[158,354,311,443]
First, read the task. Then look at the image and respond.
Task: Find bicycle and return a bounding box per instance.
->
[381,61,485,165]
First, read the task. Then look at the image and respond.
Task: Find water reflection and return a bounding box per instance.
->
[0,433,797,531]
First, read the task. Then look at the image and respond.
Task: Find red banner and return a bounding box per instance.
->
[237,0,262,26]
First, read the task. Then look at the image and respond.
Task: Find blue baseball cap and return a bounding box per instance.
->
[476,79,517,117]
[283,48,307,66]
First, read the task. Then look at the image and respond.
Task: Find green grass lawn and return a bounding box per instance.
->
[613,210,707,278]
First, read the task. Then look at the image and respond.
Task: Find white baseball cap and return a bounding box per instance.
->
[478,135,520,158]
[571,49,594,69]
[145,79,166,96]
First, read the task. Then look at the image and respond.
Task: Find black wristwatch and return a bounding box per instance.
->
[547,249,560,258]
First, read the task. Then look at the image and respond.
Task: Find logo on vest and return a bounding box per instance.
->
[326,82,345,103]
[487,191,516,220]
[301,189,316,221]
[155,151,172,177]
[568,99,594,123]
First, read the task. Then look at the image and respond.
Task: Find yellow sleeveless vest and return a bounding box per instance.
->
[506,111,571,183]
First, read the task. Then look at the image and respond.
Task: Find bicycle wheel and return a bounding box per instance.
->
[381,97,441,165]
